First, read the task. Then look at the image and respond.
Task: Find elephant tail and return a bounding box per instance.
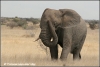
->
[34,37,40,42]
[79,53,81,59]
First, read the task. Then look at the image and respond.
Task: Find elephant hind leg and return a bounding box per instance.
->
[73,34,86,60]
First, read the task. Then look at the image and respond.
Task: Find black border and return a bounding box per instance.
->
[0,0,99,67]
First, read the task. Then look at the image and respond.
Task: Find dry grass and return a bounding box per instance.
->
[1,25,99,66]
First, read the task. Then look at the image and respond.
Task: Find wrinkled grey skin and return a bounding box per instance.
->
[39,8,87,61]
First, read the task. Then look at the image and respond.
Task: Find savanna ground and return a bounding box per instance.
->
[1,24,99,66]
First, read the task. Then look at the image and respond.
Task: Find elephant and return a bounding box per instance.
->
[38,8,87,61]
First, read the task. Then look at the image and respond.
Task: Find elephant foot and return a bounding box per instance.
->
[73,58,81,61]
[60,57,67,61]
[51,58,58,61]
[73,53,81,61]
[73,58,81,62]
[51,57,58,60]
[51,56,58,61]
[73,55,81,61]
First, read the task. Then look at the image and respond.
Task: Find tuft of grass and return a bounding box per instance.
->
[38,40,50,56]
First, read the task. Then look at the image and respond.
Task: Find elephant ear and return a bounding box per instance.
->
[59,9,81,28]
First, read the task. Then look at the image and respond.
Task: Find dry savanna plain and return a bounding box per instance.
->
[1,24,99,66]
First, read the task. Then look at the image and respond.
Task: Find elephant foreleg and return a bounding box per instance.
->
[60,30,72,61]
[49,45,58,60]
[60,44,71,61]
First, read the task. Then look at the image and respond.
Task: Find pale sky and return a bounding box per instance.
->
[1,1,99,20]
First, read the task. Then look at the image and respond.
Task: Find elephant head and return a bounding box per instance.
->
[39,8,81,47]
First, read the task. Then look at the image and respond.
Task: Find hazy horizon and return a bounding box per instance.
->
[1,1,99,20]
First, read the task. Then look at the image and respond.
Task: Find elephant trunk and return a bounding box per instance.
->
[39,21,58,47]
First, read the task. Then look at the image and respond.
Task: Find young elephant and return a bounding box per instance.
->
[39,8,87,61]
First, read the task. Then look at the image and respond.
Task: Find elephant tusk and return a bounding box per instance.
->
[50,38,53,41]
